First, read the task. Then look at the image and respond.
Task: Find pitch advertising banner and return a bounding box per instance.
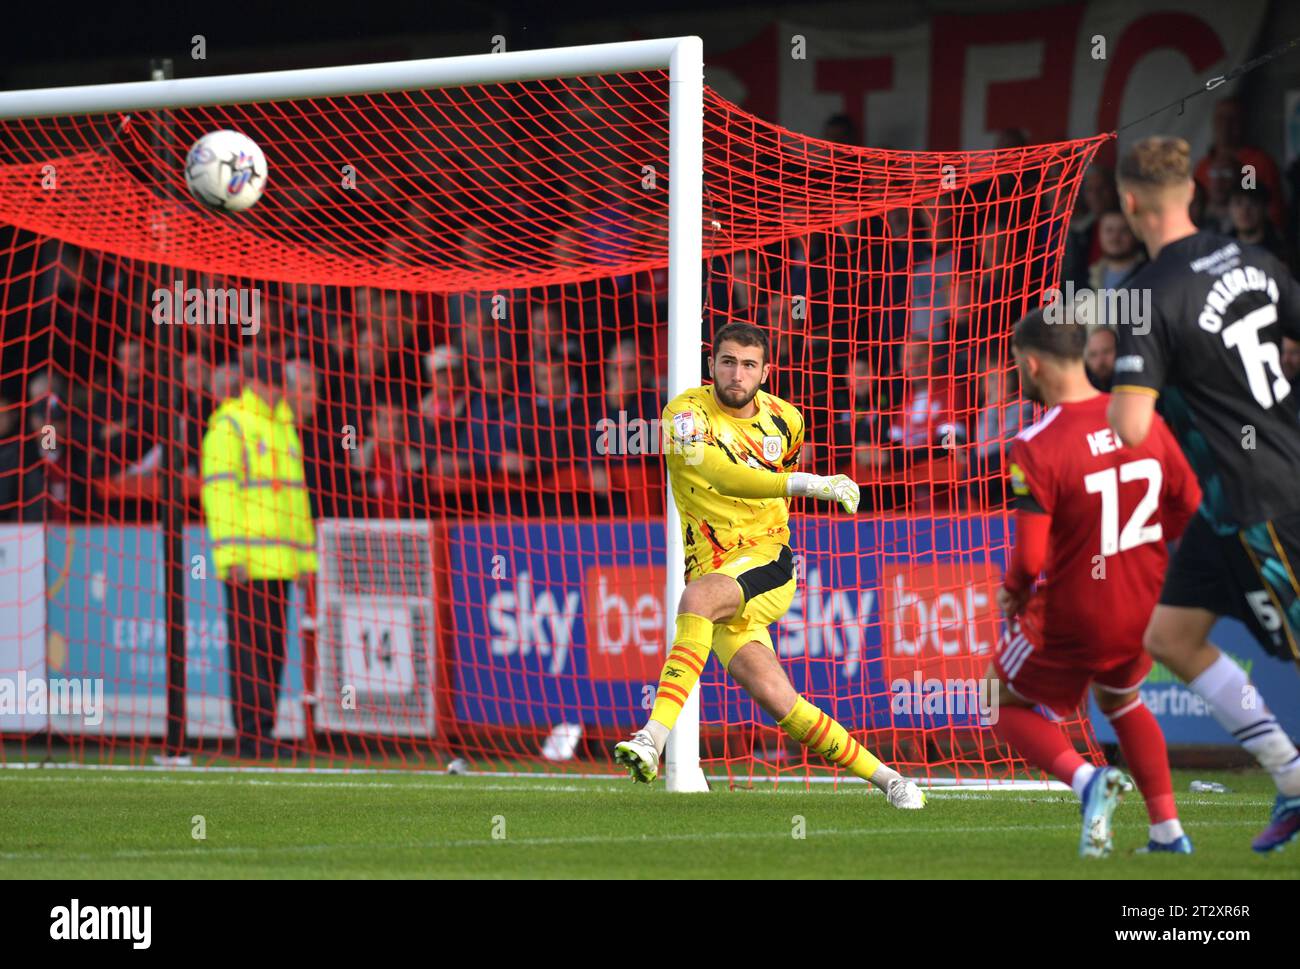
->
[0,524,48,732]
[447,517,1300,745]
[25,519,1300,746]
[43,525,307,738]
[447,517,1009,731]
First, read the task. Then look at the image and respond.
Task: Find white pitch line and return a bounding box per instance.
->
[0,774,631,794]
[0,762,640,780]
[0,762,1068,790]
[0,819,1275,864]
[0,772,1274,806]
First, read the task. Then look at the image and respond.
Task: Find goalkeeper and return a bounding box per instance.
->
[614,323,926,809]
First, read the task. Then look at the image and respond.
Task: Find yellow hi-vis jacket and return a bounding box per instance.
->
[201,388,317,581]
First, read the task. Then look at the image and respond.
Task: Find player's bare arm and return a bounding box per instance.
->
[1107,387,1158,448]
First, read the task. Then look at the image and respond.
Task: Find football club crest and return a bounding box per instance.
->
[672,410,697,442]
[762,434,782,462]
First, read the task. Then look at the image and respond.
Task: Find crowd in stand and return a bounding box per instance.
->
[4,95,1300,525]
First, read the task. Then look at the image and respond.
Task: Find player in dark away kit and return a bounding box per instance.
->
[1108,135,1300,853]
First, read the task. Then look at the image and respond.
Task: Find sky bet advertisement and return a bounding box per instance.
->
[446,518,1300,743]
[22,519,1300,744]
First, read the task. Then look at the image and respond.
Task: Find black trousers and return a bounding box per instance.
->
[225,579,288,745]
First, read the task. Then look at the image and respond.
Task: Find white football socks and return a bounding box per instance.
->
[643,719,670,757]
[1189,653,1300,796]
[1149,818,1185,844]
[868,763,902,792]
[1070,763,1097,800]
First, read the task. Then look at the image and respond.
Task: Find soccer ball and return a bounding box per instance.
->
[184,130,267,212]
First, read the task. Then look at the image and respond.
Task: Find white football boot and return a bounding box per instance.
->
[887,777,927,809]
[613,729,660,783]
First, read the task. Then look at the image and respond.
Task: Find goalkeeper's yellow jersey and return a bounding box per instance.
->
[663,384,805,581]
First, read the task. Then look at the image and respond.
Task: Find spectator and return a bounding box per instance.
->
[1089,210,1146,287]
[630,264,669,328]
[889,340,963,461]
[355,287,426,399]
[347,323,389,406]
[1284,337,1300,421]
[945,223,1021,380]
[833,212,907,348]
[587,339,664,510]
[970,366,1034,504]
[419,346,466,423]
[182,354,211,475]
[1228,184,1287,261]
[1087,210,1148,327]
[98,337,160,480]
[1064,164,1118,289]
[823,113,857,146]
[529,302,582,363]
[833,352,898,476]
[1195,97,1284,230]
[1190,178,1209,228]
[765,328,831,414]
[1084,325,1118,392]
[352,401,422,519]
[0,397,19,521]
[909,206,956,340]
[708,248,767,329]
[26,370,58,406]
[464,334,525,483]
[1283,336,1300,384]
[23,394,76,523]
[599,338,658,423]
[418,346,473,478]
[995,127,1029,151]
[283,358,351,519]
[1199,147,1240,234]
[515,355,586,486]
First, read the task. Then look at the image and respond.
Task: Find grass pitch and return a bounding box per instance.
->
[0,767,1294,879]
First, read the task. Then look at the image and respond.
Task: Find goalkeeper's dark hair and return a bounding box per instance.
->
[1011,308,1087,361]
[713,321,770,364]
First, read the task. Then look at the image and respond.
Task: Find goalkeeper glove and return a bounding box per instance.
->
[786,472,861,514]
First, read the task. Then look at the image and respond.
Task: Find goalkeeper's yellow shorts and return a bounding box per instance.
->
[708,544,797,668]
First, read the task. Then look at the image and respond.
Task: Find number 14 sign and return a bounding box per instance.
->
[340,601,416,696]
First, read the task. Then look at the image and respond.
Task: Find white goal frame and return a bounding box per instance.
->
[0,37,710,792]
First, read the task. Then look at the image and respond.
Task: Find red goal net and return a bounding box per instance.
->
[0,65,1108,783]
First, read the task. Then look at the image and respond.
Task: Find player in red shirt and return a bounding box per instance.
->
[989,308,1202,857]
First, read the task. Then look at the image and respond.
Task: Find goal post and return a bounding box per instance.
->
[663,37,709,794]
[0,37,711,784]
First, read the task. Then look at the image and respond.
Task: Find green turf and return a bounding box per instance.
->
[0,767,1294,879]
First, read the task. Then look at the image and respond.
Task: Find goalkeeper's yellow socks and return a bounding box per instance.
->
[644,613,713,755]
[779,696,898,789]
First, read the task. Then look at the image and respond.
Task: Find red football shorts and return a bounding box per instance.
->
[994,595,1152,718]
